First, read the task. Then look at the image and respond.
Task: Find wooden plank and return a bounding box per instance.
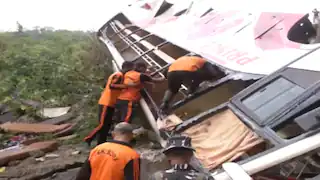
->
[0,123,71,134]
[0,141,58,166]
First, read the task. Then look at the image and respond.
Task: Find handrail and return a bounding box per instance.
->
[119,34,154,52]
[131,41,169,62]
[109,23,136,38]
[113,28,143,45]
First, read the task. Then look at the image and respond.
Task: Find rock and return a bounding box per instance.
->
[7,160,20,166]
[20,99,42,109]
[0,104,10,114]
[45,154,60,158]
[29,150,45,158]
[71,151,80,155]
[45,168,81,180]
[57,134,77,141]
[0,112,17,124]
[149,142,162,149]
[51,173,57,178]
[35,157,45,162]
[16,115,35,123]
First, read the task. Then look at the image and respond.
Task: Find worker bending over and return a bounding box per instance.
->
[116,62,164,123]
[76,122,140,180]
[160,55,219,112]
[84,62,135,146]
[149,135,213,180]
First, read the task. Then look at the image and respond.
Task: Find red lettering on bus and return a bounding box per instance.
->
[236,57,259,65]
[226,51,248,61]
[201,43,260,66]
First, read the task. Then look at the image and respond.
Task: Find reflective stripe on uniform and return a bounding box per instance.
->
[84,105,108,142]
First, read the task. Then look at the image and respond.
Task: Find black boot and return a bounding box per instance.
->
[160,90,174,112]
[84,139,92,147]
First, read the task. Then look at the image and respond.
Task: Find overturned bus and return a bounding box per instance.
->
[97,0,320,179]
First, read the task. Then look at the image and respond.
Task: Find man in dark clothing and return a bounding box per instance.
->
[76,122,140,180]
[115,62,164,123]
[149,135,214,180]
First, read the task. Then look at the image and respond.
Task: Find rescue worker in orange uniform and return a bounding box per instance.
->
[116,62,165,123]
[160,54,220,112]
[76,122,140,180]
[84,62,136,146]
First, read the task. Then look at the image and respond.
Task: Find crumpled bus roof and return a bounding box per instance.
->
[118,0,320,75]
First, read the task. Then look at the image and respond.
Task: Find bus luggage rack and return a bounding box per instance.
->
[109,21,189,97]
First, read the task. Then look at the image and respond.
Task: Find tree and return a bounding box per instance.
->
[16,21,23,33]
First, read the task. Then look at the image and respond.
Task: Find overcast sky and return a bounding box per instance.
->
[0,0,130,31]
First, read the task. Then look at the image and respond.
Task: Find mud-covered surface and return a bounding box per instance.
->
[0,145,89,180]
[43,168,80,180]
[0,103,170,180]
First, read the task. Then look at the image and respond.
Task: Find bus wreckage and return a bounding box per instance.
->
[97,0,320,179]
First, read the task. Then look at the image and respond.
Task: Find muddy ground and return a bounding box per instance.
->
[0,144,88,180]
[0,103,170,180]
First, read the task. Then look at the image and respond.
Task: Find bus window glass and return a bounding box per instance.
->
[273,104,320,139]
[241,77,304,124]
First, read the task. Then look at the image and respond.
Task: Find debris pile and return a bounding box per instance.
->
[0,104,87,179]
[0,103,170,180]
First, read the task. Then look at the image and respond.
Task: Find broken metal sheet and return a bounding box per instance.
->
[229,73,263,81]
[39,107,71,118]
[40,112,74,125]
[0,141,58,166]
[0,123,71,134]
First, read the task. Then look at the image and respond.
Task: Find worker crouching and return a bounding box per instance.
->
[160,54,219,113]
[76,122,141,180]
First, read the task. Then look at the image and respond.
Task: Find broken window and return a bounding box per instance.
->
[272,99,320,139]
[154,0,174,17]
[287,14,318,44]
[252,151,320,179]
[174,9,187,16]
[200,8,213,18]
[242,77,305,124]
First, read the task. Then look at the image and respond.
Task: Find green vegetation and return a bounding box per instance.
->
[0,25,113,143]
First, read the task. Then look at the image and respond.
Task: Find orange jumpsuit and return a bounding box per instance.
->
[75,140,140,180]
[116,70,152,123]
[84,72,124,145]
